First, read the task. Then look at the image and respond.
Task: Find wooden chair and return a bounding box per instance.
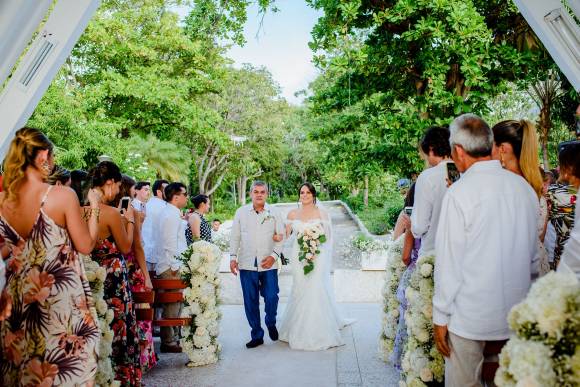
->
[482,340,507,385]
[151,278,192,327]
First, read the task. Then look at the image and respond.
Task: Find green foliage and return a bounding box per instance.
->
[303,0,569,183]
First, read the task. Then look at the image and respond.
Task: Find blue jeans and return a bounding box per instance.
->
[239,268,279,340]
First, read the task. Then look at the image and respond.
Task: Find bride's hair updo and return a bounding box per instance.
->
[299,182,317,204]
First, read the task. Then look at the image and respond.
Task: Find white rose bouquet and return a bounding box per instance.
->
[179,241,223,367]
[81,254,116,386]
[496,271,580,387]
[401,254,444,386]
[379,234,406,361]
[297,222,327,275]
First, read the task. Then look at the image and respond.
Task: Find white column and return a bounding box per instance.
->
[0,0,101,158]
[0,0,53,87]
[514,0,580,91]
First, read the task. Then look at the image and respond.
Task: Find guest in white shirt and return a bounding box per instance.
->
[433,114,539,387]
[411,126,452,256]
[132,181,150,212]
[142,179,168,271]
[557,142,580,280]
[156,182,189,353]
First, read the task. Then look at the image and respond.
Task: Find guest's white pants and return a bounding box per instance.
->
[445,332,485,387]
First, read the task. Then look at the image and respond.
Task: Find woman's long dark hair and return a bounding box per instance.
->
[299,182,317,204]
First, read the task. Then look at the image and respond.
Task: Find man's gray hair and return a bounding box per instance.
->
[250,180,268,192]
[449,114,493,157]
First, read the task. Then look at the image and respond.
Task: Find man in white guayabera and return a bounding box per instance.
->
[433,114,539,386]
[230,181,284,349]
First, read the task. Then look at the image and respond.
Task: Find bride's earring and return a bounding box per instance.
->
[500,153,505,168]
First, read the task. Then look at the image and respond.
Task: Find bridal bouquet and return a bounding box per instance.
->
[495,271,580,387]
[297,222,327,275]
[82,255,118,387]
[179,241,223,367]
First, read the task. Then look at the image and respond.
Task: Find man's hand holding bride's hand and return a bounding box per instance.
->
[261,256,275,269]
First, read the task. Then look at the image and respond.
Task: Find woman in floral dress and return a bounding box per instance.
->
[0,128,101,386]
[85,162,141,386]
[115,175,156,372]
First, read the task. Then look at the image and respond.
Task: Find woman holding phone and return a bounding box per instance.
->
[492,119,549,276]
[114,174,157,372]
[85,162,141,386]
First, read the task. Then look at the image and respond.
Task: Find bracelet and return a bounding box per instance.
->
[90,207,100,222]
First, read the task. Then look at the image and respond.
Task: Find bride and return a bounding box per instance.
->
[279,182,353,350]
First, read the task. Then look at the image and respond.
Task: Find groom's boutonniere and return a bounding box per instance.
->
[260,209,274,224]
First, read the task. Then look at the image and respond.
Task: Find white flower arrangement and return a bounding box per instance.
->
[495,271,580,387]
[379,234,407,361]
[401,254,444,386]
[179,241,223,367]
[81,254,117,387]
[212,220,233,252]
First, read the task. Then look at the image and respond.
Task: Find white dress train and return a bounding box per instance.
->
[279,217,354,351]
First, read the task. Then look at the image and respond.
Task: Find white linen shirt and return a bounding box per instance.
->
[411,160,452,256]
[229,203,284,272]
[142,197,166,264]
[155,203,187,276]
[434,160,539,341]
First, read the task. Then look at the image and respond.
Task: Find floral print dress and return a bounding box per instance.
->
[125,251,157,372]
[91,237,141,386]
[0,187,100,386]
[547,183,577,269]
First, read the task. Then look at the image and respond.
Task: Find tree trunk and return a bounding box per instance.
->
[364,176,369,207]
[238,176,249,205]
[538,106,551,170]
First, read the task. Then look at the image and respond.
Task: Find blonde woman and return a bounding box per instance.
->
[0,127,101,386]
[492,120,550,276]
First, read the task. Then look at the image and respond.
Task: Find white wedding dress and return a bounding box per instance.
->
[279,213,354,351]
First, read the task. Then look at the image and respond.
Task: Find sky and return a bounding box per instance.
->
[175,1,322,105]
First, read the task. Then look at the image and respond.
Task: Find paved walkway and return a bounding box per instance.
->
[144,303,399,387]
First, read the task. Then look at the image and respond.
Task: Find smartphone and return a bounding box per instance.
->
[404,206,413,216]
[120,197,131,211]
[447,162,460,183]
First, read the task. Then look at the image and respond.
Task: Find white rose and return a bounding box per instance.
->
[420,368,433,382]
[420,263,433,277]
[96,267,107,282]
[96,299,108,315]
[86,270,96,282]
[417,329,429,343]
[106,309,115,324]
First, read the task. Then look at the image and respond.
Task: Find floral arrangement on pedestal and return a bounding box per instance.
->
[400,254,444,386]
[82,255,119,387]
[179,241,223,367]
[495,271,580,387]
[379,234,406,360]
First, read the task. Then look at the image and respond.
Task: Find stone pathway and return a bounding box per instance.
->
[144,303,399,387]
